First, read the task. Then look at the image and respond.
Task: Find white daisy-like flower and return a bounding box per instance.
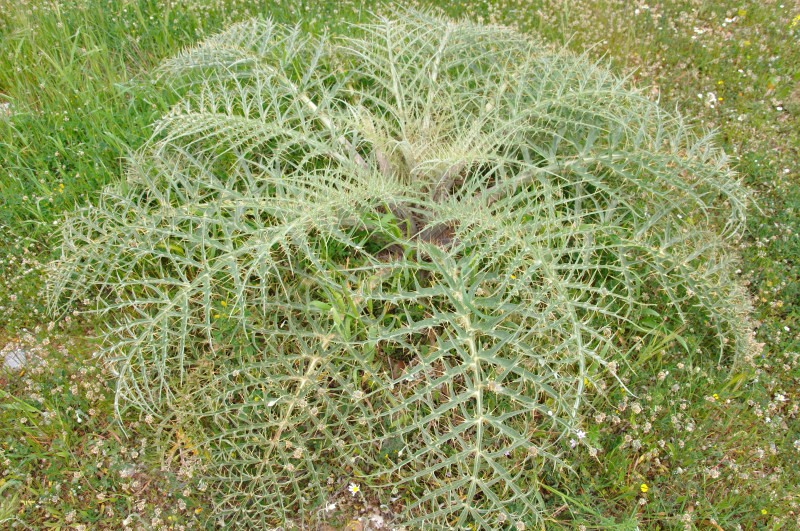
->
[348,483,360,496]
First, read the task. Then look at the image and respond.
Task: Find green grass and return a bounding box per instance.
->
[1,0,798,529]
[0,0,371,237]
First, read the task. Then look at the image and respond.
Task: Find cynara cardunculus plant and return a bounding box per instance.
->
[50,10,753,529]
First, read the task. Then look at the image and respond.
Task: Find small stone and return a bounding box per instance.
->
[4,348,34,369]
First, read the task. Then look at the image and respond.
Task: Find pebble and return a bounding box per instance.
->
[3,347,36,369]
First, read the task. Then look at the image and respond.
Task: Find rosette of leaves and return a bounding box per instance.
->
[49,10,753,529]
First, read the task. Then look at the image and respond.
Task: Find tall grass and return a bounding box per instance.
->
[0,0,369,238]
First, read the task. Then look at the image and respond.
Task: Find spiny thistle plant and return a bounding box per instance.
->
[49,10,754,529]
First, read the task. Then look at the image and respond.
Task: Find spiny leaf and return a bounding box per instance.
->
[49,9,755,530]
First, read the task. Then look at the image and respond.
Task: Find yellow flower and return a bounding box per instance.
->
[761,508,767,515]
[220,300,227,307]
[713,393,720,400]
[640,483,649,493]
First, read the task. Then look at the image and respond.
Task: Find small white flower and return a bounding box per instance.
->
[348,483,360,496]
[486,380,503,393]
[324,503,337,512]
[575,429,586,440]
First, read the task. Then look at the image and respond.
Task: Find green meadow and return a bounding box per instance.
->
[1,1,798,529]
